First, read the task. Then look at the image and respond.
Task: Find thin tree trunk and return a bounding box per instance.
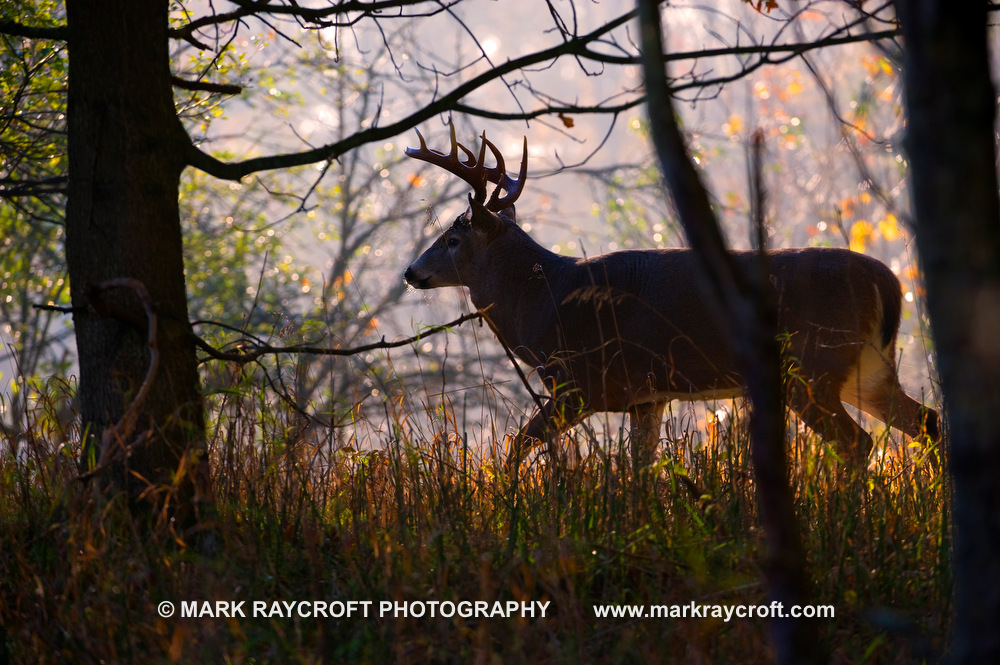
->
[637,1,820,663]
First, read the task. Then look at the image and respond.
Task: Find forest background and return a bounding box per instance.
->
[1,1,995,663]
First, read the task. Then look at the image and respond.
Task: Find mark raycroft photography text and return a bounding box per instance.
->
[160,600,551,620]
[593,601,836,621]
[159,599,835,622]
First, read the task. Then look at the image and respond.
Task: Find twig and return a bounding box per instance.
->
[31,303,80,314]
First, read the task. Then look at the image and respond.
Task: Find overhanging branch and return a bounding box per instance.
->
[184,8,637,180]
[184,5,904,181]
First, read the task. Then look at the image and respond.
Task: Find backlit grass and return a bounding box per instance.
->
[1,372,948,663]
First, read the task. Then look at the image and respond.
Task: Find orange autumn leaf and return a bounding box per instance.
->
[878,214,901,241]
[849,220,873,252]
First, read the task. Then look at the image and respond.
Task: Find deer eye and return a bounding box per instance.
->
[446,236,460,248]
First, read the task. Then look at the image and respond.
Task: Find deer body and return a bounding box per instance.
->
[403,125,940,466]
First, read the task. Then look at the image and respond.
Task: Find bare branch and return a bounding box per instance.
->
[584,27,900,67]
[170,75,243,95]
[183,5,904,180]
[0,20,68,41]
[183,8,633,179]
[169,0,460,45]
[192,311,483,363]
[0,176,68,198]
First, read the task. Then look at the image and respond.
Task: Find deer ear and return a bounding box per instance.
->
[467,194,506,238]
[496,206,517,224]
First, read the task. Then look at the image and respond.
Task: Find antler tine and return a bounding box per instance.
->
[483,134,528,212]
[405,121,488,203]
[450,121,481,168]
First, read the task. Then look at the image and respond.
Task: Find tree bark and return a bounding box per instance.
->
[65,0,208,505]
[895,1,1000,661]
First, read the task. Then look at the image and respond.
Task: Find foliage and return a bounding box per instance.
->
[1,8,468,443]
[0,0,70,441]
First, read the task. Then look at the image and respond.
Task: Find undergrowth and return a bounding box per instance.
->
[0,377,949,664]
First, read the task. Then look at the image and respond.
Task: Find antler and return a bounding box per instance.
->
[405,120,528,212]
[483,133,528,212]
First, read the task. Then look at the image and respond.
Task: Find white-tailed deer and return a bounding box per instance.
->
[403,123,940,468]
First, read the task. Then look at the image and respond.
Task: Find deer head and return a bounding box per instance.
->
[403,122,530,289]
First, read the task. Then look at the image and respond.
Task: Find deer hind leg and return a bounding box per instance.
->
[629,400,667,469]
[788,379,873,470]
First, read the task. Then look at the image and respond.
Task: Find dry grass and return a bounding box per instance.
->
[0,373,949,664]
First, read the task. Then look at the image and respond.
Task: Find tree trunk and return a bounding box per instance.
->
[65,0,208,506]
[896,1,1000,661]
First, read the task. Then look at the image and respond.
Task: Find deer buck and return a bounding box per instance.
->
[403,123,940,469]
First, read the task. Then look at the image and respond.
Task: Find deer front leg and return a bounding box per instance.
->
[508,396,589,467]
[788,380,873,472]
[629,400,667,471]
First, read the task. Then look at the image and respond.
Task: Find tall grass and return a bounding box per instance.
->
[0,369,949,663]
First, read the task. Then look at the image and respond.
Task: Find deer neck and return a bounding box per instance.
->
[465,230,569,358]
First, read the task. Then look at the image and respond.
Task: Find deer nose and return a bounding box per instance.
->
[404,266,432,289]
